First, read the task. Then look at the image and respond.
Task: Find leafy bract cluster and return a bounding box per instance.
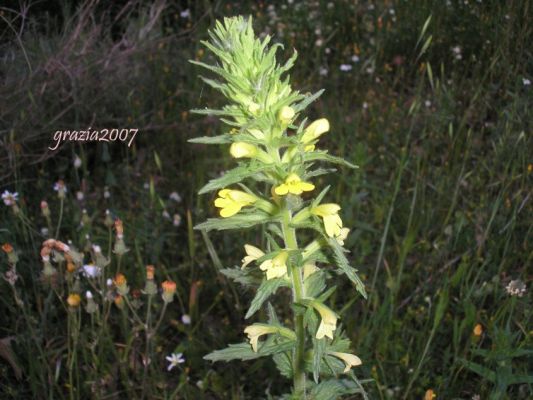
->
[191,16,367,399]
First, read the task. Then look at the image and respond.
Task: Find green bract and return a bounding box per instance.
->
[191,16,368,399]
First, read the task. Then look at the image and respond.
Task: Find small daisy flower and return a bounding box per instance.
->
[173,214,182,227]
[351,55,360,63]
[166,353,185,371]
[73,155,82,169]
[505,279,526,297]
[76,191,84,201]
[2,190,18,206]
[82,264,101,278]
[340,64,352,72]
[180,9,190,18]
[169,191,182,202]
[319,67,328,76]
[523,78,531,86]
[181,314,192,325]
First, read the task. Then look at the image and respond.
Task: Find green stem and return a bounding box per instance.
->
[281,207,306,398]
[55,197,64,238]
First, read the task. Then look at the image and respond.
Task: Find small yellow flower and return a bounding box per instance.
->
[424,389,436,400]
[67,293,81,308]
[312,301,338,339]
[241,244,265,269]
[329,351,362,373]
[311,203,343,238]
[473,323,483,337]
[244,324,279,352]
[214,189,257,218]
[301,118,330,144]
[230,142,258,159]
[335,227,350,245]
[279,106,295,125]
[303,263,319,280]
[274,173,315,196]
[259,251,288,280]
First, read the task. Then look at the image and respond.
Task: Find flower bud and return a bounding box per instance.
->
[161,280,177,303]
[40,201,51,218]
[114,273,129,296]
[279,106,295,125]
[144,265,158,295]
[2,243,18,264]
[301,118,330,144]
[114,294,125,309]
[67,293,81,308]
[230,142,258,159]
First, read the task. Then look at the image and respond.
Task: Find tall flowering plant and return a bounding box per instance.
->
[191,16,368,399]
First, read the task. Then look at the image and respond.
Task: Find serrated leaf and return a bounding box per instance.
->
[195,212,273,232]
[220,267,261,287]
[309,379,361,400]
[303,151,358,169]
[198,164,270,194]
[304,271,327,298]
[328,238,367,299]
[273,351,293,378]
[246,278,287,319]
[204,339,295,362]
[188,135,232,144]
[294,89,324,112]
[312,338,326,383]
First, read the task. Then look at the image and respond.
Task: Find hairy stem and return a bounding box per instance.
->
[282,207,306,398]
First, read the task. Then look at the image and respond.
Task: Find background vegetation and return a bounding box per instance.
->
[0,0,531,399]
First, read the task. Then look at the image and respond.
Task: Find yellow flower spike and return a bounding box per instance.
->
[312,301,338,339]
[311,203,343,238]
[241,244,265,269]
[279,106,295,125]
[244,324,279,352]
[329,351,362,373]
[230,142,258,159]
[274,173,315,196]
[303,263,319,280]
[214,189,257,218]
[301,118,330,144]
[259,251,288,280]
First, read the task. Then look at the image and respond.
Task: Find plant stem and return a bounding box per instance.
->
[281,207,306,398]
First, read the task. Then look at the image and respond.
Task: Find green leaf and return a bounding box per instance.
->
[303,151,358,169]
[245,278,287,319]
[458,359,496,383]
[304,270,327,298]
[188,135,232,144]
[273,351,293,378]
[309,379,361,400]
[294,89,324,112]
[312,338,326,383]
[195,212,273,232]
[328,238,367,299]
[204,339,295,362]
[198,163,270,194]
[220,267,261,287]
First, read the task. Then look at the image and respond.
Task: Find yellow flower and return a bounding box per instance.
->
[230,142,258,158]
[279,106,295,125]
[67,293,81,308]
[311,203,343,237]
[303,263,319,280]
[329,351,362,373]
[241,244,265,269]
[424,389,436,400]
[335,227,350,245]
[259,251,288,280]
[274,173,315,196]
[473,323,483,337]
[301,118,330,144]
[244,324,279,352]
[214,189,257,217]
[312,301,338,339]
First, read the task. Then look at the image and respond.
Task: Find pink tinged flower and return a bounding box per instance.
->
[2,190,18,206]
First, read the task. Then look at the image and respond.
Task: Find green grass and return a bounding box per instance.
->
[0,0,531,399]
